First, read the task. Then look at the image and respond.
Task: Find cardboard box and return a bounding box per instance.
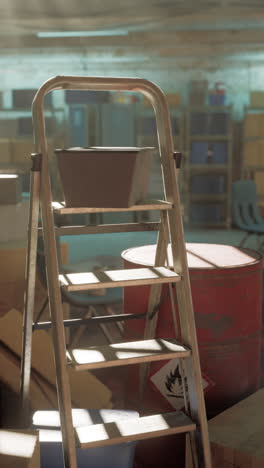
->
[0,241,68,316]
[0,197,30,243]
[0,309,112,409]
[166,93,181,107]
[259,140,264,165]
[144,93,181,108]
[244,114,263,137]
[250,91,264,108]
[11,139,34,166]
[0,342,57,410]
[0,138,12,163]
[0,174,22,205]
[0,429,40,468]
[209,389,264,467]
[243,141,260,166]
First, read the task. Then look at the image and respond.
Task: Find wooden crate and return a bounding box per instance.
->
[209,389,264,467]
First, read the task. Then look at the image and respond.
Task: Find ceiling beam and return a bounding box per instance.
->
[1,28,264,51]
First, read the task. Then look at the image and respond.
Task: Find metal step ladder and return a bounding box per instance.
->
[20,76,212,468]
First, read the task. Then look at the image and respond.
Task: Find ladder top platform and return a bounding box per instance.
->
[52,199,173,214]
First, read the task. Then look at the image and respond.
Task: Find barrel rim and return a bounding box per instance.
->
[121,243,263,270]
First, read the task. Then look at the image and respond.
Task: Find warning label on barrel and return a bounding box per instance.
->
[150,359,214,410]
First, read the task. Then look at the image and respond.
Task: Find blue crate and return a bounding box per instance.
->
[190,112,208,135]
[190,142,208,164]
[33,408,139,468]
[190,203,225,223]
[212,142,228,163]
[191,174,226,194]
[208,112,229,135]
[190,111,229,135]
[208,94,226,106]
[190,141,228,164]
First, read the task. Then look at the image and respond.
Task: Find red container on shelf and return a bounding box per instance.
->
[122,243,263,418]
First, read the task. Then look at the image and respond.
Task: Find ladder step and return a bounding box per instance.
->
[52,199,173,214]
[60,267,180,292]
[68,338,191,370]
[75,411,196,448]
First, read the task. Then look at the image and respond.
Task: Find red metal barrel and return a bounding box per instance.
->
[122,243,263,417]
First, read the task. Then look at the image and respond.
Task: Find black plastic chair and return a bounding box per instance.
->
[35,236,123,347]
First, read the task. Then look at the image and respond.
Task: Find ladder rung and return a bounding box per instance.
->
[33,312,146,330]
[68,338,191,371]
[75,411,196,448]
[60,267,180,292]
[52,222,160,236]
[52,199,173,214]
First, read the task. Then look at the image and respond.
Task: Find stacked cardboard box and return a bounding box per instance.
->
[243,112,264,192]
[209,389,264,467]
[250,91,264,108]
[244,114,264,177]
[244,113,264,137]
[143,92,181,108]
[0,309,112,411]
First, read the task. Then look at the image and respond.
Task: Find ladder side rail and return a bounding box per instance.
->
[20,155,41,424]
[144,85,212,467]
[32,90,77,468]
[167,173,211,467]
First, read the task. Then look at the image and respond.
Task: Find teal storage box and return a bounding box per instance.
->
[33,409,139,468]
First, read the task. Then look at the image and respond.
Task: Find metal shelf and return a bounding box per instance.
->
[243,136,264,141]
[189,194,227,201]
[187,164,229,171]
[189,135,229,141]
[184,105,233,228]
[186,105,232,112]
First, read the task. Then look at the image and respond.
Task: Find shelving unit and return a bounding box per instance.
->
[184,105,232,228]
[242,106,264,206]
[136,105,184,223]
[0,107,65,195]
[138,105,184,200]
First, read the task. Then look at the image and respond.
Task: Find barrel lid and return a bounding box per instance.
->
[121,243,262,269]
[55,146,155,153]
